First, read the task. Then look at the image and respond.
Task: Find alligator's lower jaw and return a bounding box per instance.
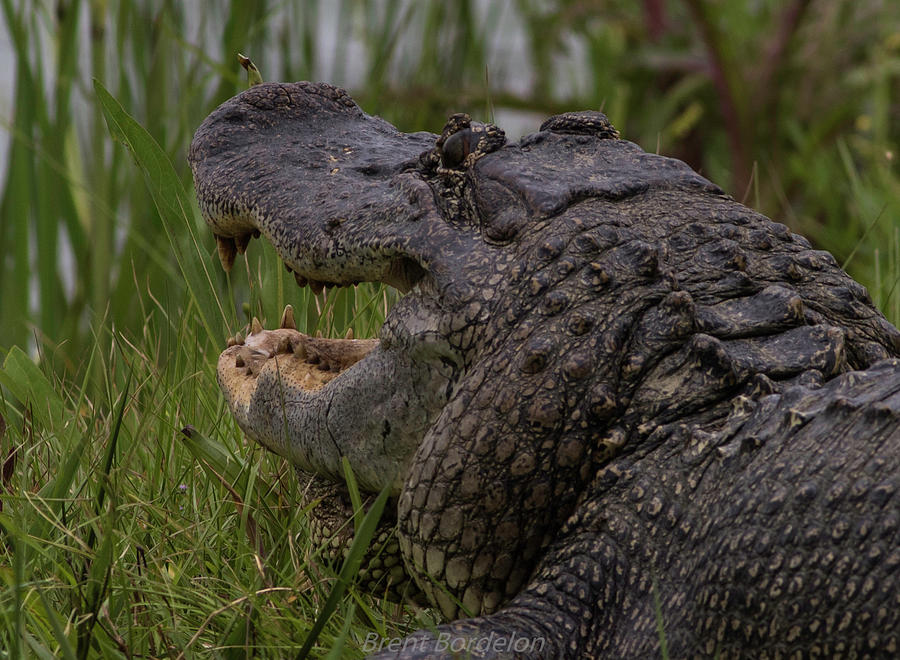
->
[216,307,379,436]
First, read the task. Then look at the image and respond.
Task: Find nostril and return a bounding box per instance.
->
[223,110,245,124]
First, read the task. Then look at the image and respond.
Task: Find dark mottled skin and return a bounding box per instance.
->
[190,82,900,658]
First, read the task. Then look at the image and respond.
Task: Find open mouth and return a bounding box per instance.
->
[211,219,442,410]
[217,302,381,409]
[209,241,448,496]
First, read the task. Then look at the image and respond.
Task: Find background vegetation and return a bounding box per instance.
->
[0,0,898,656]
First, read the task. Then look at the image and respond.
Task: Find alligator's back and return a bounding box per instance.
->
[572,358,900,657]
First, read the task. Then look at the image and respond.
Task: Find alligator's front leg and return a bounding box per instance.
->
[367,530,620,659]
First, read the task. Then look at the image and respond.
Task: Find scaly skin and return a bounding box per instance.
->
[190,82,900,658]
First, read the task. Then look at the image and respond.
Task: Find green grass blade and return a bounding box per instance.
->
[178,425,269,554]
[94,366,131,516]
[341,456,363,533]
[0,347,66,429]
[0,0,37,353]
[323,603,355,660]
[24,636,58,660]
[36,588,77,660]
[653,577,669,660]
[93,79,227,348]
[179,425,249,492]
[220,603,253,660]
[10,515,24,659]
[78,510,115,659]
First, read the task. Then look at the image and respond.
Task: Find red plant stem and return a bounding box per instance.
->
[758,0,814,131]
[681,0,750,194]
[643,0,668,42]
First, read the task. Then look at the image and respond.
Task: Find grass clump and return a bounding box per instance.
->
[0,325,412,657]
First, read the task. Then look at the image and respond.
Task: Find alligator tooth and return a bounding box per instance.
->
[309,280,324,295]
[215,234,237,272]
[235,233,252,254]
[251,317,263,335]
[344,327,354,339]
[280,304,296,330]
[294,272,308,287]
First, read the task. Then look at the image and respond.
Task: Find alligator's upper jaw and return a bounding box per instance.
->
[188,81,440,292]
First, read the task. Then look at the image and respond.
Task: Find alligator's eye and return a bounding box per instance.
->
[441,129,473,168]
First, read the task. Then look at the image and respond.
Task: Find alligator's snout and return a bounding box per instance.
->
[189,81,443,293]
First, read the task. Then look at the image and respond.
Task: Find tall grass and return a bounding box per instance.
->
[0,1,898,656]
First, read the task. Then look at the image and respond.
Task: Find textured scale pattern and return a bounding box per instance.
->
[189,82,900,659]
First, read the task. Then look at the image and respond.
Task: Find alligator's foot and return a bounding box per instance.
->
[296,469,425,604]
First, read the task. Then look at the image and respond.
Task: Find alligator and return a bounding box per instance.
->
[189,81,900,658]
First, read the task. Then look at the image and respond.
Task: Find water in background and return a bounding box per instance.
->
[0,1,596,187]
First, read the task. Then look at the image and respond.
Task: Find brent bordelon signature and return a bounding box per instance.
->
[362,631,547,656]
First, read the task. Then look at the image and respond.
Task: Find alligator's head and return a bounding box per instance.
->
[188,82,517,497]
[190,82,900,619]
